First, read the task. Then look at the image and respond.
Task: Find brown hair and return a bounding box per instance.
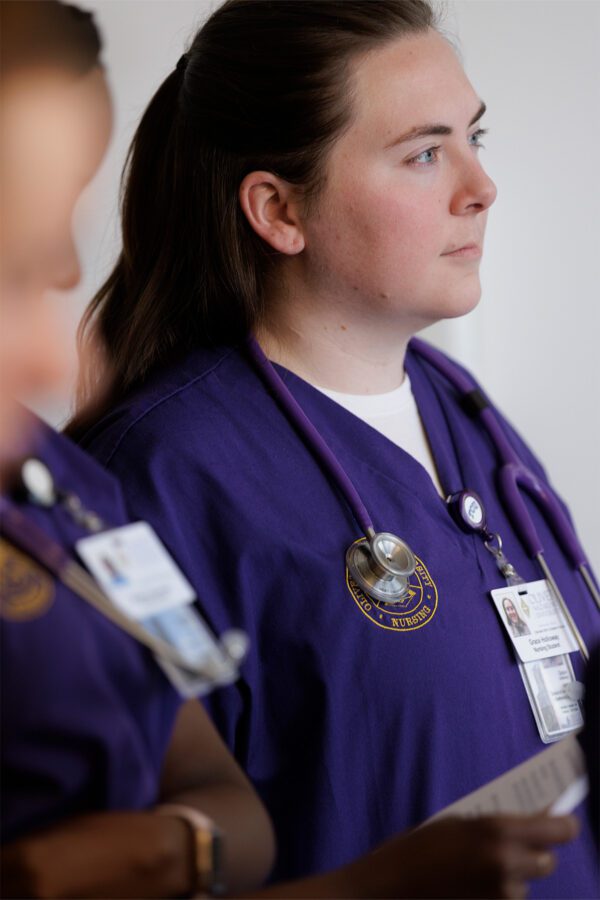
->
[68,0,435,439]
[0,1,102,76]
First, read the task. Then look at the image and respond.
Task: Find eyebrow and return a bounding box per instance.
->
[385,101,487,149]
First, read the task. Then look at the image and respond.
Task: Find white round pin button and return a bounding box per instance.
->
[21,458,57,507]
[447,489,487,535]
[465,495,484,527]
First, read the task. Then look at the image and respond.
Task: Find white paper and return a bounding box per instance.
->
[428,734,587,821]
[550,776,589,815]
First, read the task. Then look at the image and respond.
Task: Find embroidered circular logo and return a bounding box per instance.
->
[346,540,438,632]
[0,538,55,621]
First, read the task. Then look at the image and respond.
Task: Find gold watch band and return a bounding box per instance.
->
[155,802,225,897]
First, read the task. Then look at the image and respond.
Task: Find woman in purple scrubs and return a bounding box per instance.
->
[69,1,599,896]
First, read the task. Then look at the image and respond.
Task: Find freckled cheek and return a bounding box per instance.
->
[308,178,443,280]
[342,184,440,250]
[353,199,441,278]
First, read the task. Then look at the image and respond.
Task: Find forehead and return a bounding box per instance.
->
[0,68,111,242]
[0,69,110,203]
[348,29,480,144]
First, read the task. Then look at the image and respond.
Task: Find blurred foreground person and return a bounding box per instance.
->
[0,4,274,896]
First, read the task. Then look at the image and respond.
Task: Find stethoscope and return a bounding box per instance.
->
[246,335,600,659]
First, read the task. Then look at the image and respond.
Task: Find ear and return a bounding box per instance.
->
[239,171,305,255]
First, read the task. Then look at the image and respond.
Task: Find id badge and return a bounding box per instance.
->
[77,523,245,697]
[490,579,583,743]
[490,580,579,663]
[518,654,584,743]
[76,522,195,619]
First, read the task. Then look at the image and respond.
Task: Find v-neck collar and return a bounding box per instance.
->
[404,346,467,498]
[407,346,501,517]
[270,347,469,531]
[265,343,494,566]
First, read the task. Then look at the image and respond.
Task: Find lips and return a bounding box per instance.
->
[441,243,481,258]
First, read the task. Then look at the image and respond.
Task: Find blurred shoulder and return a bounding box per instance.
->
[78,345,245,466]
[19,412,128,524]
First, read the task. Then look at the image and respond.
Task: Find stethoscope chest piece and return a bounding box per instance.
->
[346,532,417,605]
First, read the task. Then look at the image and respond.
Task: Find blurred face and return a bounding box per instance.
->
[503,599,519,624]
[299,29,497,330]
[0,66,111,473]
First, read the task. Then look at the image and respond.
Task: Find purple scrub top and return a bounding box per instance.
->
[81,340,600,897]
[1,417,180,842]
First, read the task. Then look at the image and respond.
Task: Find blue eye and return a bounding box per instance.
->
[469,127,488,148]
[408,146,441,166]
[406,128,488,167]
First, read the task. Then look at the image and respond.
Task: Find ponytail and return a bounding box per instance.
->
[68,0,435,439]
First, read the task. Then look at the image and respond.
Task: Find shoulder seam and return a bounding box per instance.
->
[101,347,237,465]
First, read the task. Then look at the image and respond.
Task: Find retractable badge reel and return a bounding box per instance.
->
[447,489,524,585]
[21,457,104,531]
[448,489,585,739]
[448,487,589,660]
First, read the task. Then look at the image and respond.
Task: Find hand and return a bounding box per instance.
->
[0,811,192,899]
[1,699,276,899]
[353,813,580,899]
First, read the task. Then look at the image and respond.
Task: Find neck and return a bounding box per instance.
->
[256,284,422,395]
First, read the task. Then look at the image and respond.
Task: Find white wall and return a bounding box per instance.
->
[55,0,599,572]
[428,0,600,572]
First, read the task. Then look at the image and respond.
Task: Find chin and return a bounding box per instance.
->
[438,276,482,320]
[384,272,483,329]
[406,281,482,333]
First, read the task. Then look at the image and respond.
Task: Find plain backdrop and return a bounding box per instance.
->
[46,0,600,573]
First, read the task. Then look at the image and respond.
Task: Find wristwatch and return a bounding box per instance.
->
[155,803,225,897]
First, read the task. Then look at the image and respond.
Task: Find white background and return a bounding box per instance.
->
[53,0,600,572]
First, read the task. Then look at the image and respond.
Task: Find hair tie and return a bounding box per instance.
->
[176,53,188,74]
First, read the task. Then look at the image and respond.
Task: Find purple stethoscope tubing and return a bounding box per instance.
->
[246,334,599,624]
[410,338,593,570]
[246,336,375,539]
[411,337,600,658]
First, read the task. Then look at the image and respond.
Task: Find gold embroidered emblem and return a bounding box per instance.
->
[346,541,438,632]
[0,538,55,621]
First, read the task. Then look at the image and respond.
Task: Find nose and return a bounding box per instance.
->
[450,156,497,216]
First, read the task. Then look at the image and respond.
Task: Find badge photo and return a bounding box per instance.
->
[490,580,579,664]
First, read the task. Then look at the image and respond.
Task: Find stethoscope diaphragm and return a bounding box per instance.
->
[346,532,416,605]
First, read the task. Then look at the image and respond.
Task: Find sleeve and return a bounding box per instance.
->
[81,411,251,763]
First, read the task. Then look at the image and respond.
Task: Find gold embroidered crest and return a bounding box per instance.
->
[346,540,438,632]
[0,538,55,621]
